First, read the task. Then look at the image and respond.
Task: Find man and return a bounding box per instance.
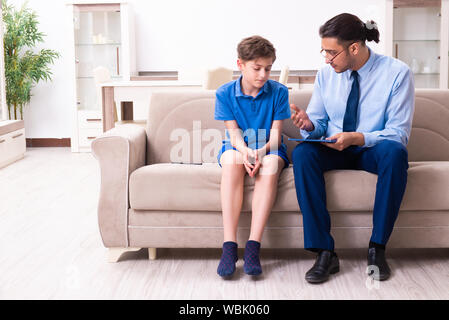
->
[290,13,415,283]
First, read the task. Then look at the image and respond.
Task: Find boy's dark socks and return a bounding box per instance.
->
[217,241,238,277]
[243,240,262,276]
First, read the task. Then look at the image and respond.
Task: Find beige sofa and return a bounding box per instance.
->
[92,89,449,262]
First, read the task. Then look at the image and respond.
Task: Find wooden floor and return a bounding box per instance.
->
[0,148,448,300]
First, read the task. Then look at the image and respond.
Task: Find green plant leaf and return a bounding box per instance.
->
[2,0,59,120]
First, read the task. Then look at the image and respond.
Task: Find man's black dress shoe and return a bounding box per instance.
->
[367,247,391,281]
[305,250,340,284]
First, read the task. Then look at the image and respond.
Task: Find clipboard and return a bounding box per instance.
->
[288,138,337,143]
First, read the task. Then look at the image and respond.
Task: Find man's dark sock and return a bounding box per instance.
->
[243,240,262,276]
[369,241,386,251]
[317,248,335,255]
[217,241,238,277]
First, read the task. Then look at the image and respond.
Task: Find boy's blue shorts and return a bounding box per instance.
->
[217,142,289,169]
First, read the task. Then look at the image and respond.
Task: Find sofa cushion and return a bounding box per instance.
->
[129,161,449,212]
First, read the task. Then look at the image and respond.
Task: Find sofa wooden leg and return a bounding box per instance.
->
[108,247,141,263]
[148,248,157,260]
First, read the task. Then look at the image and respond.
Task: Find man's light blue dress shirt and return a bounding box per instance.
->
[301,47,415,147]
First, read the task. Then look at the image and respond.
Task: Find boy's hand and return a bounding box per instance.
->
[251,152,262,177]
[243,148,255,176]
[243,148,261,178]
[290,104,314,131]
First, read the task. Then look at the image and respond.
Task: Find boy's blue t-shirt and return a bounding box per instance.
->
[214,76,291,164]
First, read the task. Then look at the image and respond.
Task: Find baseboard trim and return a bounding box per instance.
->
[26,138,71,147]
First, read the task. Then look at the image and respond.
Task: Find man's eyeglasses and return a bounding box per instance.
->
[320,48,345,62]
[320,43,355,62]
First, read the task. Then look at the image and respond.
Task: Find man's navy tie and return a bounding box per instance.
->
[342,71,359,132]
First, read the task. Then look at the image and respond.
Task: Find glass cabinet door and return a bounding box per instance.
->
[73,4,122,111]
[393,5,442,88]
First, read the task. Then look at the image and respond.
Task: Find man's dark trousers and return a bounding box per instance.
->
[291,140,409,252]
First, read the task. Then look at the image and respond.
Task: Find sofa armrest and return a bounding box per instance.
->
[91,125,147,247]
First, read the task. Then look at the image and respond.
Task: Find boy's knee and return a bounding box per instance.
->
[220,150,244,166]
[260,155,284,176]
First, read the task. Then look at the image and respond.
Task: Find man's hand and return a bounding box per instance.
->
[323,132,365,151]
[290,104,314,131]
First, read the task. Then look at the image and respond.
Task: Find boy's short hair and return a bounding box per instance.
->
[237,36,276,63]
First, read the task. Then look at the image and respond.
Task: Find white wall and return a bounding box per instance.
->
[7,0,388,138]
[133,0,387,71]
[9,0,74,139]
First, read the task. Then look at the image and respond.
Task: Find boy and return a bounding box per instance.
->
[214,35,291,277]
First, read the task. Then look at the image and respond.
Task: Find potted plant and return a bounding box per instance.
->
[2,0,59,120]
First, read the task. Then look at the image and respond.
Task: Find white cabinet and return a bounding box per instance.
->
[0,126,26,169]
[67,1,136,152]
[387,0,449,88]
[77,110,103,151]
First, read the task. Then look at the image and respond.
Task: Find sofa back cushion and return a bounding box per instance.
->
[406,89,449,161]
[146,90,220,165]
[146,88,449,164]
